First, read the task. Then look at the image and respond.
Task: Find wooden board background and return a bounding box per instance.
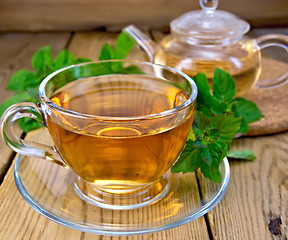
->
[0,29,287,239]
[0,0,288,31]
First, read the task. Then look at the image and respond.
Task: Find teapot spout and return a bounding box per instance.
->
[123,25,157,62]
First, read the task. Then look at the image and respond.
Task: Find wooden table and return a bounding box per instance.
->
[0,29,287,240]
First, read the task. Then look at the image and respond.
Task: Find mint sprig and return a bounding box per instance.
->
[171,68,263,182]
[0,45,92,132]
[172,111,241,183]
[194,68,263,134]
[0,32,137,132]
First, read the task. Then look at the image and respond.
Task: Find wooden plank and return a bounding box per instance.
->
[0,33,70,180]
[0,0,288,31]
[202,132,288,239]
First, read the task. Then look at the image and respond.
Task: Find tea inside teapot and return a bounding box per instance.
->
[153,35,261,96]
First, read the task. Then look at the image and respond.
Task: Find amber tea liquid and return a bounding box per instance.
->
[154,47,262,96]
[47,75,194,189]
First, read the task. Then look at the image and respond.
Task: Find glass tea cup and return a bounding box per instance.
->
[1,60,197,210]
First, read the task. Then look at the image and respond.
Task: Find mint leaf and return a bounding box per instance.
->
[212,68,236,102]
[193,110,212,132]
[99,43,114,61]
[172,111,241,183]
[193,72,229,116]
[210,102,228,115]
[203,129,220,143]
[7,70,38,91]
[98,32,138,73]
[210,114,242,144]
[32,45,53,72]
[76,57,92,64]
[193,69,263,135]
[172,138,223,183]
[53,49,76,68]
[200,160,222,183]
[231,97,264,123]
[227,150,256,161]
[238,118,250,134]
[171,140,201,174]
[18,118,42,133]
[193,73,216,114]
[114,32,135,59]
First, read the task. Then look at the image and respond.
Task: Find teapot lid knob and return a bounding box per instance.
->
[200,0,218,13]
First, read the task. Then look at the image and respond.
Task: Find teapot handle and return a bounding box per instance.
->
[123,25,157,62]
[256,34,288,88]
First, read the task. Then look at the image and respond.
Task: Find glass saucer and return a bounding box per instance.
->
[14,133,230,236]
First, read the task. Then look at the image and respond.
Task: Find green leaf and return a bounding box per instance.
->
[18,118,43,133]
[210,102,228,115]
[187,128,196,141]
[53,49,76,68]
[31,45,53,72]
[203,129,220,143]
[193,73,228,115]
[114,32,135,59]
[171,140,201,173]
[200,160,222,183]
[210,114,241,144]
[7,70,38,91]
[212,68,236,102]
[227,150,256,161]
[175,112,240,181]
[232,97,264,123]
[193,111,211,132]
[121,65,143,74]
[76,57,92,64]
[193,73,214,108]
[238,118,250,134]
[99,43,114,61]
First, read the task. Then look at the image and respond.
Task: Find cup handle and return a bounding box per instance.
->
[0,102,68,168]
[256,33,288,88]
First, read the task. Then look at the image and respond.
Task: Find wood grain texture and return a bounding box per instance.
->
[0,0,288,31]
[0,29,287,240]
[0,33,70,180]
[204,132,288,240]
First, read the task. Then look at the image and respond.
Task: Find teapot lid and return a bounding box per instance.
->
[170,0,250,45]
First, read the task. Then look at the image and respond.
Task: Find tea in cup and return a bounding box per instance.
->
[1,60,197,209]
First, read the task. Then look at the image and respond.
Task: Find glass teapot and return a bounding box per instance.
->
[124,0,288,96]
